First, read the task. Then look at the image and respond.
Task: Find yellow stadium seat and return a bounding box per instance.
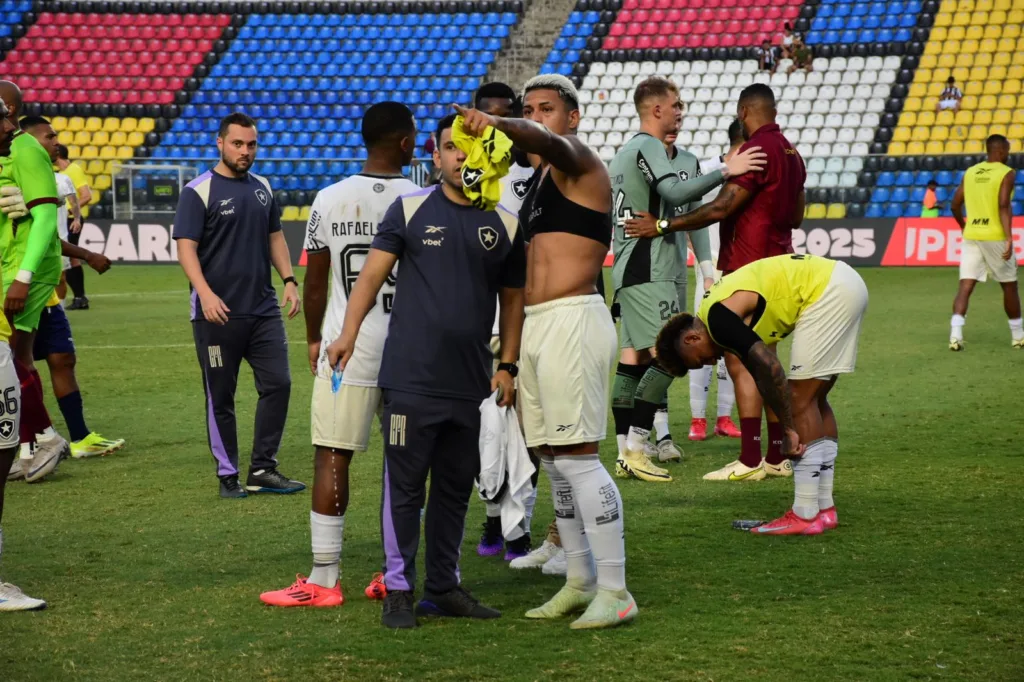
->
[1012,109,1024,124]
[121,118,138,133]
[951,122,970,139]
[906,141,926,155]
[979,38,997,53]
[974,52,992,68]
[920,53,938,69]
[993,0,1009,9]
[954,109,973,125]
[72,131,90,146]
[898,111,917,128]
[952,11,970,26]
[281,206,300,221]
[931,126,950,142]
[115,147,133,160]
[924,40,943,56]
[127,132,144,147]
[67,144,81,158]
[989,10,1005,24]
[935,110,955,126]
[299,206,311,222]
[904,97,923,112]
[138,119,155,134]
[81,145,98,159]
[970,10,988,25]
[917,68,933,83]
[997,94,1016,109]
[989,124,1007,137]
[933,11,951,27]
[960,94,978,110]
[51,116,68,130]
[1009,65,1024,80]
[948,26,966,41]
[923,96,940,111]
[954,53,974,69]
[967,66,987,81]
[85,159,104,174]
[978,94,998,110]
[99,146,116,160]
[109,131,127,146]
[989,65,1007,80]
[925,140,946,155]
[888,141,908,155]
[982,80,1002,95]
[911,126,931,142]
[57,131,74,145]
[968,124,988,139]
[1004,80,1022,95]
[66,117,84,132]
[909,82,928,98]
[974,109,993,125]
[993,110,1011,125]
[1011,139,1023,153]
[977,0,992,9]
[91,131,109,146]
[937,53,957,69]
[961,39,979,55]
[918,111,937,126]
[1008,124,1024,140]
[84,117,102,132]
[933,67,952,82]
[1004,24,1020,39]
[102,118,119,133]
[103,160,118,175]
[951,66,970,82]
[1009,9,1024,24]
[945,140,964,153]
[995,42,1014,60]
[805,204,826,220]
[826,204,846,219]
[894,126,912,142]
[94,175,111,191]
[964,80,983,96]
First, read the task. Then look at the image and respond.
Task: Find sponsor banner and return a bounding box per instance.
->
[75,220,308,264]
[882,217,1024,266]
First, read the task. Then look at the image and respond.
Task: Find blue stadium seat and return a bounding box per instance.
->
[865,203,884,218]
[876,172,895,187]
[884,203,904,218]
[910,187,925,203]
[891,187,909,203]
[895,171,914,186]
[872,188,890,203]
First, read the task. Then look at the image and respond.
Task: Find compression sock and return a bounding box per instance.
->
[689,366,711,419]
[57,391,89,442]
[309,511,344,588]
[716,359,736,418]
[612,363,643,438]
[654,399,670,442]
[793,440,826,520]
[818,439,838,510]
[765,421,786,466]
[626,361,674,451]
[541,455,596,589]
[739,417,763,468]
[950,314,965,341]
[553,454,626,593]
[66,265,85,298]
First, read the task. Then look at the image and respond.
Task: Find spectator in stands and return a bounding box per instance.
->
[921,179,941,217]
[55,144,92,310]
[780,23,795,59]
[759,40,779,74]
[787,36,812,74]
[937,77,963,113]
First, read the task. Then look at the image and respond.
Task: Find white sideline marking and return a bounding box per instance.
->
[76,343,194,350]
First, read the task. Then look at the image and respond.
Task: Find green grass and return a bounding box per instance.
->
[2,266,1023,681]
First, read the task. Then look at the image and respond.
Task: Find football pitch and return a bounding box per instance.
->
[2,266,1022,681]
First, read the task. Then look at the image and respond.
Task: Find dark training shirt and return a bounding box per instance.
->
[173,169,282,320]
[373,185,526,402]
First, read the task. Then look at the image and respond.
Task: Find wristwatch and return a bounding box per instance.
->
[497,362,519,377]
[282,276,298,286]
[656,219,670,235]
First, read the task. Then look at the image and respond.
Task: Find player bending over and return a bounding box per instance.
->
[655,254,868,534]
[947,134,1022,351]
[260,103,420,609]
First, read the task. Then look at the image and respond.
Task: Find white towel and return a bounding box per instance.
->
[478,391,535,539]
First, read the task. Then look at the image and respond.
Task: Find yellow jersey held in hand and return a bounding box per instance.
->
[451,116,512,212]
[697,254,837,345]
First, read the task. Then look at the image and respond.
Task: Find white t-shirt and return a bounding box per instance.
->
[55,172,76,270]
[303,173,420,387]
[492,162,535,336]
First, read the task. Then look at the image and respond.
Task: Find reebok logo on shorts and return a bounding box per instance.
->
[555,424,573,432]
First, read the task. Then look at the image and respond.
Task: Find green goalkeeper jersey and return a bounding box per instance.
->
[610,132,724,292]
[0,131,62,287]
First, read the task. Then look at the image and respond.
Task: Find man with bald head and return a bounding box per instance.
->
[0,80,70,482]
[625,82,806,485]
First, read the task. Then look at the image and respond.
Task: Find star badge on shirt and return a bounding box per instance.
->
[462,166,483,187]
[0,419,14,440]
[478,225,499,251]
[511,179,530,199]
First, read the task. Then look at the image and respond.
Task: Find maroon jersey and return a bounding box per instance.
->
[717,123,806,273]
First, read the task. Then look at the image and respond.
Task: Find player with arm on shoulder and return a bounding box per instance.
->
[948,134,1021,351]
[259,102,420,609]
[626,83,806,484]
[608,77,764,479]
[656,254,869,534]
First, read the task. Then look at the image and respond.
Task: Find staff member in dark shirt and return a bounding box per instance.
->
[173,112,304,499]
[328,114,526,629]
[624,83,807,483]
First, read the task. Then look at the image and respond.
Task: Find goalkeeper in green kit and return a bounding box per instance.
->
[0,81,70,481]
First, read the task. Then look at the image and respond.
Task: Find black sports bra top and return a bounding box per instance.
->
[519,169,613,247]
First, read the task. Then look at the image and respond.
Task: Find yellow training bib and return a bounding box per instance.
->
[963,161,1013,241]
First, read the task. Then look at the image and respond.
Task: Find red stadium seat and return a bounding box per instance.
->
[710,20,725,34]
[736,33,754,46]
[609,22,625,36]
[682,8,697,21]
[665,9,680,22]
[633,9,649,21]
[603,35,620,49]
[742,19,758,33]
[726,19,741,33]
[720,33,736,47]
[183,13,199,26]
[734,7,748,20]
[637,35,653,49]
[705,34,720,47]
[669,34,685,48]
[623,0,639,10]
[698,8,713,21]
[760,19,776,32]
[626,22,643,36]
[652,35,668,48]
[658,20,674,34]
[783,5,799,19]
[620,36,637,48]
[649,9,664,22]
[686,34,701,47]
[766,6,782,19]
[643,21,659,35]
[692,20,708,34]
[748,7,765,19]
[640,0,655,9]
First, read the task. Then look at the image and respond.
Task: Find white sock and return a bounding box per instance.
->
[653,408,670,441]
[626,427,650,451]
[716,359,735,418]
[484,501,500,519]
[309,511,344,588]
[793,440,826,520]
[541,456,596,589]
[1009,317,1023,341]
[616,434,626,458]
[818,439,838,510]
[951,314,966,341]
[553,455,627,594]
[19,442,31,460]
[38,426,57,440]
[521,484,538,535]
[689,366,711,419]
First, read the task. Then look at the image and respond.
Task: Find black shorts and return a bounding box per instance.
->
[33,304,76,361]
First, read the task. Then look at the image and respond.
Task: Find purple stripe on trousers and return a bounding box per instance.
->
[190,289,198,321]
[382,462,410,592]
[204,367,235,477]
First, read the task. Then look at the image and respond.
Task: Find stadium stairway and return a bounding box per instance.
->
[486,0,580,91]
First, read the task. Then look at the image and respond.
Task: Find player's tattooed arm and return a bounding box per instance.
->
[623,183,752,238]
[742,342,795,433]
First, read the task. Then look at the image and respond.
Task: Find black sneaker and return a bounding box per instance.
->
[382,590,418,629]
[246,468,306,494]
[476,516,503,556]
[219,475,248,499]
[67,296,89,310]
[416,586,501,619]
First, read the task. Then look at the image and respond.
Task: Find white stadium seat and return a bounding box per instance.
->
[812,98,830,114]
[777,99,795,115]
[825,157,844,173]
[711,129,729,146]
[620,102,637,118]
[582,76,600,91]
[725,60,742,74]
[777,113,790,129]
[812,57,829,71]
[589,131,605,147]
[607,62,623,76]
[693,130,711,145]
[788,70,806,87]
[801,128,819,144]
[837,127,856,143]
[712,87,730,102]
[753,71,771,85]
[839,171,857,186]
[699,115,717,131]
[589,63,606,76]
[812,143,833,157]
[847,57,865,71]
[674,61,691,75]
[806,71,824,86]
[599,146,615,162]
[579,118,595,132]
[675,130,693,146]
[690,61,707,75]
[825,113,843,128]
[789,113,807,129]
[682,115,700,130]
[599,75,616,89]
[718,73,736,89]
[736,72,754,88]
[844,157,864,172]
[855,127,874,143]
[741,59,759,73]
[851,142,870,155]
[819,128,837,144]
[684,73,702,89]
[656,60,673,75]
[794,99,812,115]
[819,172,839,188]
[606,131,623,147]
[807,157,826,173]
[615,75,632,89]
[783,85,801,100]
[805,171,820,187]
[830,99,849,114]
[807,113,825,128]
[716,115,733,131]
[596,117,611,132]
[706,101,724,116]
[708,60,724,74]
[610,89,626,103]
[830,57,847,72]
[797,143,814,158]
[624,62,639,76]
[690,144,705,158]
[613,117,630,132]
